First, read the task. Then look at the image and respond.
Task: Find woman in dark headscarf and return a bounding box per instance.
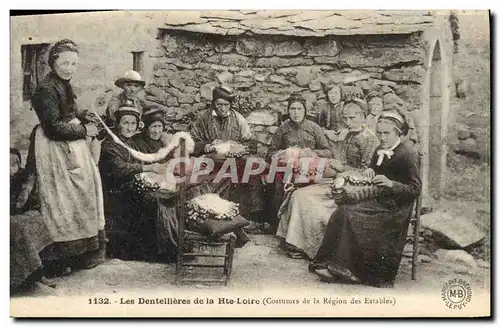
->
[275,98,379,260]
[191,85,256,156]
[28,39,105,276]
[132,107,181,261]
[99,104,167,260]
[268,93,332,158]
[134,107,166,154]
[265,93,333,233]
[190,86,257,242]
[310,110,421,288]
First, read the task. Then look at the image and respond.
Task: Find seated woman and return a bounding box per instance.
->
[190,85,257,240]
[265,92,332,235]
[99,104,167,261]
[311,110,421,288]
[133,107,166,154]
[277,98,379,260]
[10,148,56,293]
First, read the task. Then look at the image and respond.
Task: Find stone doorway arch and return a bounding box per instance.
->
[421,39,452,205]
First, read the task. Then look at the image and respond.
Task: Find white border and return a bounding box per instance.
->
[2,1,497,325]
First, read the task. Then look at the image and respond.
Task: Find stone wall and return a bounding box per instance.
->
[145,30,426,147]
[10,12,168,152]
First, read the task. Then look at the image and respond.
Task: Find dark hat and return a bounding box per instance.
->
[287,92,307,109]
[114,101,141,123]
[115,70,146,88]
[212,85,236,102]
[142,107,165,128]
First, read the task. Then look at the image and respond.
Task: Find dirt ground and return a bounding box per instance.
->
[11,232,490,300]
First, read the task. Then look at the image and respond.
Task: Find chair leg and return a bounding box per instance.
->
[225,236,236,285]
[411,198,422,281]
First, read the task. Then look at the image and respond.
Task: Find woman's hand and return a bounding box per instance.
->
[85,123,99,137]
[372,175,393,188]
[362,168,376,179]
[84,112,99,124]
[144,163,166,174]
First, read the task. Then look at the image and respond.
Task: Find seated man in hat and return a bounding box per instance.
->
[105,70,148,127]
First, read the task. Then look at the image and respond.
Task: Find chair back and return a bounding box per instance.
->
[175,137,187,277]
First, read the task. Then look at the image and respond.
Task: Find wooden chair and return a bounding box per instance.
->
[174,138,236,286]
[405,152,424,280]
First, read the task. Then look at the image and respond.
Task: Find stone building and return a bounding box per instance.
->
[10,10,455,200]
[146,10,455,201]
[10,11,166,150]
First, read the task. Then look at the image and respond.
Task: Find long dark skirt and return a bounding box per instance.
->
[313,199,413,287]
[10,211,53,291]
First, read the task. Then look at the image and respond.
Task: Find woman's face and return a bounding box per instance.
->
[342,103,365,132]
[53,51,78,80]
[376,121,400,149]
[147,121,164,141]
[213,98,231,118]
[368,97,383,115]
[122,82,143,98]
[118,115,138,139]
[327,86,341,104]
[288,101,306,123]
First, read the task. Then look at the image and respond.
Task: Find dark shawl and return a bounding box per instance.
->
[31,71,88,141]
[190,109,255,156]
[313,141,421,287]
[268,119,332,158]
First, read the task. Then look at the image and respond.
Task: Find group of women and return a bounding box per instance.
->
[271,83,421,288]
[11,38,421,292]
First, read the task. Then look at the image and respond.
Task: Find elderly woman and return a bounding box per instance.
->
[311,110,421,288]
[191,85,256,156]
[28,39,105,277]
[134,107,166,154]
[190,86,257,241]
[276,98,379,259]
[266,92,332,233]
[99,104,166,261]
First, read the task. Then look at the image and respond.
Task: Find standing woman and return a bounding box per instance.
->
[30,39,105,276]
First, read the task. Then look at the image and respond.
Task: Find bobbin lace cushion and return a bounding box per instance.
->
[209,141,250,158]
[185,193,249,236]
[329,172,385,204]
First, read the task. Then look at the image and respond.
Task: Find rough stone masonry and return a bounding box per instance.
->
[143,30,425,148]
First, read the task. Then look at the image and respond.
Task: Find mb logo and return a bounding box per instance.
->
[441,279,472,309]
[448,286,466,302]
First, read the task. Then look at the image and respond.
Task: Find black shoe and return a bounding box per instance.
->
[309,261,328,272]
[327,263,361,284]
[315,269,337,283]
